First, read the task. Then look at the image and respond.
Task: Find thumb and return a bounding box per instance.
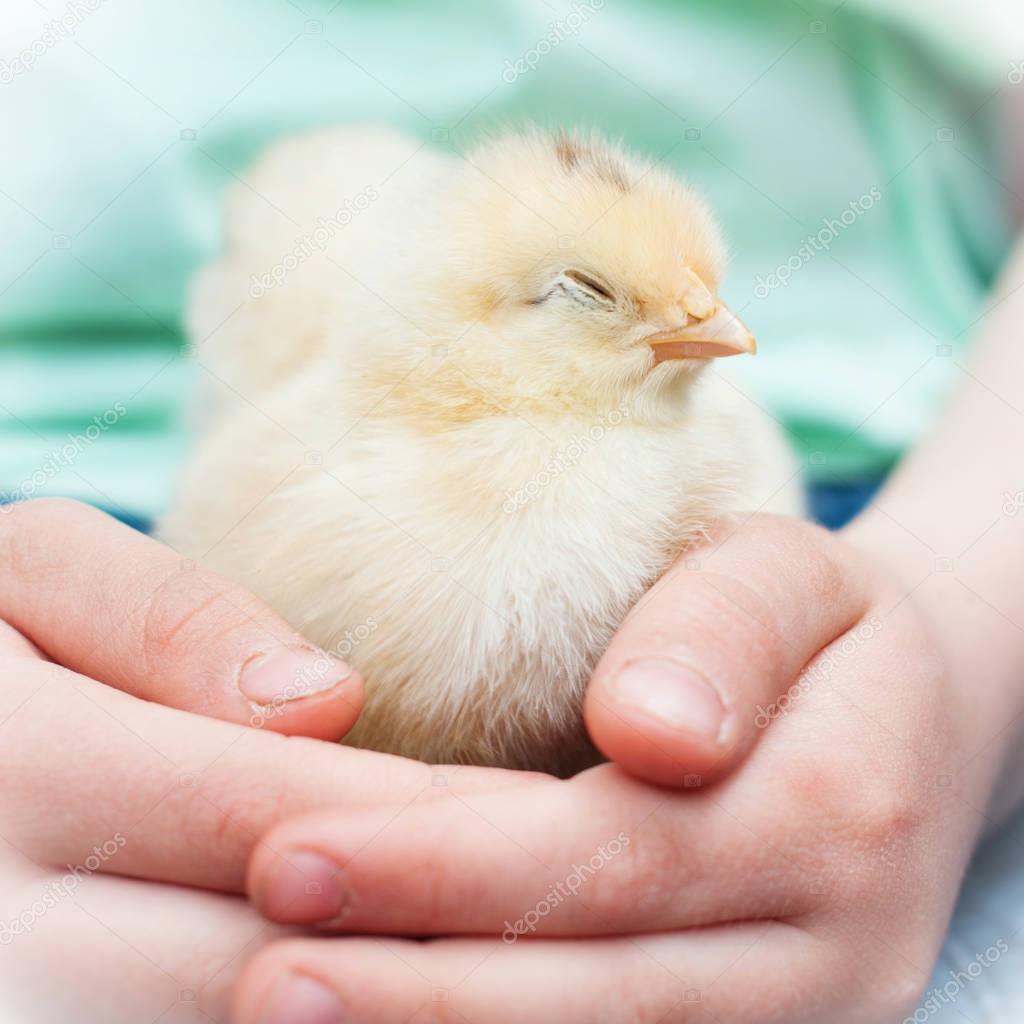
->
[0,499,364,740]
[584,516,871,787]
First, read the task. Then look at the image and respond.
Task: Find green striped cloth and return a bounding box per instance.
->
[0,0,1015,519]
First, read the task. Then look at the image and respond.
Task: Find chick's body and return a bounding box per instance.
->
[161,126,799,775]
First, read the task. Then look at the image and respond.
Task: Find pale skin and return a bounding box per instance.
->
[4,236,1024,1021]
[0,503,537,1022]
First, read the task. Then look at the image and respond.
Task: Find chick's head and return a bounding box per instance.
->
[422,130,755,417]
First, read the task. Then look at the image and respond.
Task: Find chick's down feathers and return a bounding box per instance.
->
[161,126,800,775]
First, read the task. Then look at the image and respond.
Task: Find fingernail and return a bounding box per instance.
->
[606,658,727,743]
[260,850,348,924]
[261,973,344,1024]
[238,645,353,706]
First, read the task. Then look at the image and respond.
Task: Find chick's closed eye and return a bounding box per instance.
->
[527,269,617,311]
[560,269,616,304]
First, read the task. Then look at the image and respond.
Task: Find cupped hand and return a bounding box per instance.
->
[236,516,998,1024]
[0,498,540,1021]
[0,496,367,739]
[583,511,873,785]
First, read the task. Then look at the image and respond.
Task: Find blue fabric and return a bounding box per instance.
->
[806,477,884,530]
[100,508,151,535]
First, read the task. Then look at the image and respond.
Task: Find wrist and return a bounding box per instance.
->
[842,511,1024,824]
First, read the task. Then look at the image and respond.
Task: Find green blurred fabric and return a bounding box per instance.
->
[0,0,1015,519]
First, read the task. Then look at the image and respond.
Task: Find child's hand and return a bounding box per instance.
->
[235,516,1007,1023]
[0,497,366,739]
[0,498,540,1019]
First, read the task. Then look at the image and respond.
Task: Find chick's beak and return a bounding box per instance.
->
[647,270,756,363]
[647,303,757,364]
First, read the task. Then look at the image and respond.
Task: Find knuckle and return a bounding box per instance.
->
[807,771,915,855]
[137,562,256,669]
[582,811,689,924]
[782,749,928,906]
[695,570,788,667]
[848,775,923,854]
[175,735,307,852]
[719,515,856,616]
[763,516,851,612]
[786,744,919,841]
[797,524,849,605]
[377,832,453,927]
[844,768,920,852]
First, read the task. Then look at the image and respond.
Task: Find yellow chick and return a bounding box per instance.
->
[161,126,800,775]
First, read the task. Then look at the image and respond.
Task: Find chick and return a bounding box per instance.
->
[161,126,800,775]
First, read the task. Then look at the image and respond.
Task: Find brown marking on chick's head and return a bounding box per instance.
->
[419,128,732,407]
[554,130,581,171]
[554,130,630,191]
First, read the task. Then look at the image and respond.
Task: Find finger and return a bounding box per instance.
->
[584,516,872,786]
[247,765,804,935]
[0,498,362,739]
[0,619,44,660]
[232,925,817,1024]
[1,856,276,1024]
[0,659,539,889]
